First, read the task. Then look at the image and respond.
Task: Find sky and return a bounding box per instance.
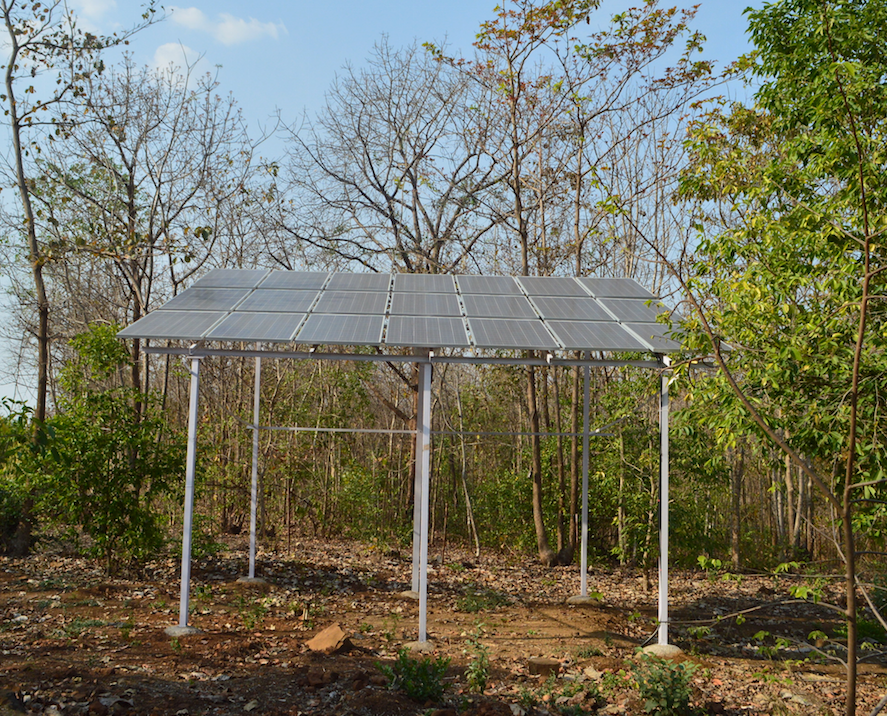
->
[0,0,760,404]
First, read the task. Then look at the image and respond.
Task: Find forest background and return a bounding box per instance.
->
[0,2,885,690]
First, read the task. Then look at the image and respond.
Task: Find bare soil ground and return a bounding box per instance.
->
[1,539,885,715]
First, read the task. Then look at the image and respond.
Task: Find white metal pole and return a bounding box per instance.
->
[411,366,425,593]
[580,360,590,596]
[417,360,432,642]
[658,371,670,645]
[178,357,201,628]
[248,357,262,579]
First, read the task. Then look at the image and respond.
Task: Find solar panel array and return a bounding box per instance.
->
[118,270,680,353]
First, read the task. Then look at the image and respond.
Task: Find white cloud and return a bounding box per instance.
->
[170,6,287,46]
[71,0,117,21]
[152,42,209,78]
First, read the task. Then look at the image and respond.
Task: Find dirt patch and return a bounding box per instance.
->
[1,540,885,715]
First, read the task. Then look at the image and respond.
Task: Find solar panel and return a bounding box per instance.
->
[238,290,319,313]
[314,291,388,315]
[531,296,611,321]
[260,271,329,289]
[327,273,391,291]
[206,312,305,342]
[546,321,648,351]
[161,288,251,311]
[456,275,523,295]
[394,274,456,293]
[390,292,461,317]
[117,310,227,340]
[577,277,655,299]
[295,314,384,345]
[623,322,681,351]
[468,318,560,350]
[191,268,269,288]
[462,294,537,319]
[516,276,589,297]
[598,298,666,323]
[386,316,470,347]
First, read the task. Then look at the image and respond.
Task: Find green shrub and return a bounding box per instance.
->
[464,627,490,693]
[633,654,698,715]
[378,648,450,702]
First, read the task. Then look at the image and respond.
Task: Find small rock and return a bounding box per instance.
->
[305,623,348,654]
[528,657,560,678]
[243,701,259,712]
[583,667,603,680]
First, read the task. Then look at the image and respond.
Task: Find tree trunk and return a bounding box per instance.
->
[527,362,556,566]
[730,442,744,571]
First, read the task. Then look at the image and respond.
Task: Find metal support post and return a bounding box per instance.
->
[657,371,670,645]
[177,357,201,629]
[580,360,590,596]
[416,361,432,642]
[248,357,262,579]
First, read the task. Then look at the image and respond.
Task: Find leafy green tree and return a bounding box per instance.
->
[46,325,183,572]
[673,1,887,711]
[0,0,158,424]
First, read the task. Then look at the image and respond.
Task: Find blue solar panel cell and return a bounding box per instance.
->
[456,275,523,295]
[238,290,319,313]
[162,288,251,311]
[191,269,270,288]
[206,312,305,342]
[260,271,329,289]
[313,291,388,315]
[394,274,456,293]
[295,314,384,345]
[117,310,227,340]
[546,321,648,351]
[468,318,560,349]
[531,296,611,321]
[390,292,461,316]
[386,316,470,347]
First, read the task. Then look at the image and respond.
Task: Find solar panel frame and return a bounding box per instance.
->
[516,276,589,297]
[462,294,538,319]
[390,292,461,317]
[530,295,612,322]
[191,268,270,288]
[468,318,560,350]
[205,312,306,343]
[295,313,385,346]
[313,291,389,315]
[259,271,329,290]
[237,289,319,313]
[327,273,391,291]
[598,298,667,323]
[117,310,227,340]
[394,274,456,293]
[576,277,655,299]
[386,316,470,347]
[161,288,252,312]
[456,275,523,295]
[546,321,649,351]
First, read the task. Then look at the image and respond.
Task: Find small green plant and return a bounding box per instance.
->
[119,619,135,641]
[751,630,791,660]
[193,583,213,601]
[170,636,182,653]
[237,596,268,630]
[378,648,450,702]
[574,644,602,659]
[464,627,490,693]
[633,653,698,715]
[61,617,105,639]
